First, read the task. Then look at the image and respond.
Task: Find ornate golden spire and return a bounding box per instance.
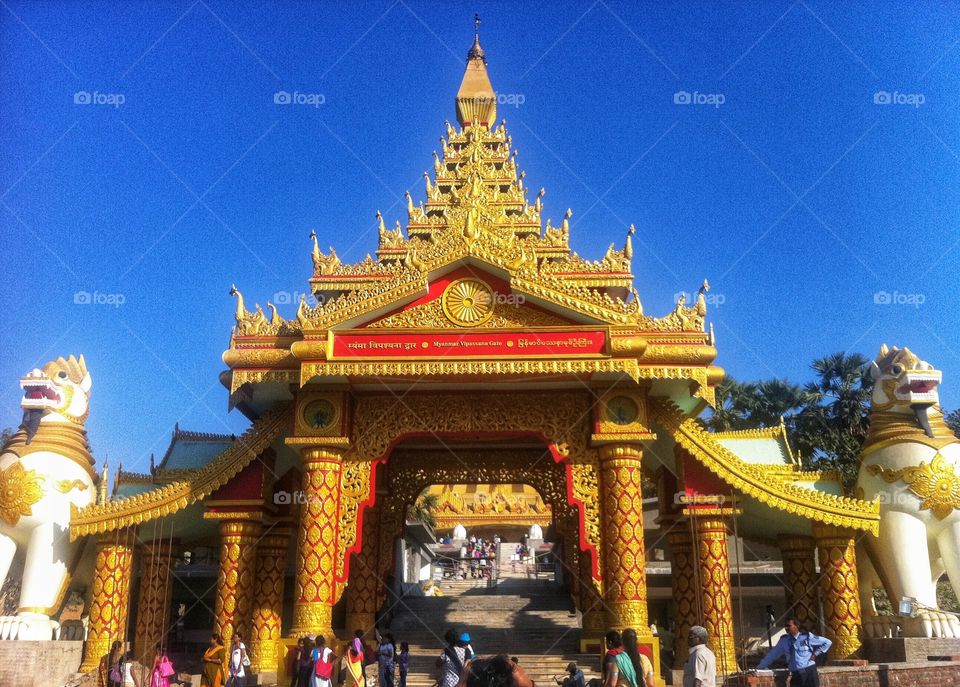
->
[456,15,496,128]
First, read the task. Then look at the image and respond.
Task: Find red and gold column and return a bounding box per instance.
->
[813,524,862,658]
[689,510,738,674]
[80,529,136,672]
[346,503,381,634]
[249,528,290,674]
[578,548,606,637]
[667,523,698,669]
[780,535,819,632]
[211,517,262,646]
[134,538,176,660]
[291,446,343,637]
[599,444,648,631]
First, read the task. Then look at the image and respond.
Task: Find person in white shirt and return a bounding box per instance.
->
[227,631,249,687]
[683,626,716,687]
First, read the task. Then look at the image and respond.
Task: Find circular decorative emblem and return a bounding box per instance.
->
[441,278,495,327]
[302,398,337,430]
[606,396,639,426]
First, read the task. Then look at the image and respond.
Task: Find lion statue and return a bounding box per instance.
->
[857,345,960,638]
[0,355,97,639]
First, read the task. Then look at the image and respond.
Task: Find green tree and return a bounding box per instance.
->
[408,493,439,529]
[704,377,757,431]
[797,352,873,486]
[946,409,960,438]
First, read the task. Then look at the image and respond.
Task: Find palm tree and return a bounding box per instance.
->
[797,352,873,486]
[747,379,805,428]
[408,493,439,529]
[946,409,960,439]
[705,377,757,431]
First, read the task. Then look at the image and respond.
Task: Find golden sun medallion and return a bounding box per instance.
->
[441,278,495,327]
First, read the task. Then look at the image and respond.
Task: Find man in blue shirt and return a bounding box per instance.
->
[756,618,832,686]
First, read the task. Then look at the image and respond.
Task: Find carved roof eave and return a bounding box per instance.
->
[69,404,289,540]
[652,399,880,534]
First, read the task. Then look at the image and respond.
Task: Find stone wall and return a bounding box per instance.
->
[0,640,84,687]
[722,661,960,686]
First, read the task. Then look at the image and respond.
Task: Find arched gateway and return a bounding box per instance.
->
[63,28,881,682]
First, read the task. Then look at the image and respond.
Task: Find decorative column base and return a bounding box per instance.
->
[780,535,819,632]
[599,444,649,632]
[814,524,862,658]
[667,524,698,670]
[80,530,136,672]
[345,611,376,637]
[689,510,738,674]
[292,602,334,639]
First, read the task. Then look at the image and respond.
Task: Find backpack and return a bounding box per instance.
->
[109,661,123,683]
[315,648,334,679]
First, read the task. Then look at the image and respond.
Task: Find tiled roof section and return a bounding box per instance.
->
[157,424,235,471]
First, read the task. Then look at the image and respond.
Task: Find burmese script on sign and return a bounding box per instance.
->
[331,331,607,358]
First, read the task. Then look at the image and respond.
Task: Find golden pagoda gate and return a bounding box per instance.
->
[70,27,880,683]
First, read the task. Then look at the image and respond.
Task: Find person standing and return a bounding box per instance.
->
[683,626,716,687]
[397,642,409,687]
[311,635,335,687]
[377,632,396,687]
[621,629,656,687]
[344,635,366,687]
[200,635,226,687]
[755,618,831,686]
[436,629,467,687]
[227,632,250,687]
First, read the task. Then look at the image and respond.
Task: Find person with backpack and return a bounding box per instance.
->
[437,629,467,687]
[227,632,250,687]
[311,635,336,687]
[755,618,831,687]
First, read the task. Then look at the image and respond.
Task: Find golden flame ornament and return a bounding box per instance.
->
[441,278,495,327]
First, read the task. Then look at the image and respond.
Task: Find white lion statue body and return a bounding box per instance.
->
[0,355,96,639]
[857,345,960,638]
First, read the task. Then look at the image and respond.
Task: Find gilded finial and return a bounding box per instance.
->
[625,224,635,261]
[377,210,385,234]
[229,283,247,322]
[468,14,485,62]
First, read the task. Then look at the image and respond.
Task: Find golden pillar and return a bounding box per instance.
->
[690,512,738,674]
[134,538,176,659]
[578,548,606,635]
[212,518,262,646]
[813,524,862,658]
[249,529,290,674]
[291,446,343,637]
[80,530,136,672]
[667,524,698,670]
[599,444,648,631]
[779,535,819,632]
[346,503,381,634]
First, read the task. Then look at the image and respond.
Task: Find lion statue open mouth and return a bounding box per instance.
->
[857,345,960,638]
[0,355,97,639]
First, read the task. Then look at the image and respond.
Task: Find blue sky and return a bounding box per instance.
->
[1,1,959,472]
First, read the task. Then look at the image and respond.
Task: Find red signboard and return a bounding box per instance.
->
[329,330,607,359]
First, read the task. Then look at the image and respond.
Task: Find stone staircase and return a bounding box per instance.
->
[384,569,600,687]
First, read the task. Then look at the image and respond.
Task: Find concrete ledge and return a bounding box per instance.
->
[721,661,960,686]
[865,636,960,663]
[0,640,84,687]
